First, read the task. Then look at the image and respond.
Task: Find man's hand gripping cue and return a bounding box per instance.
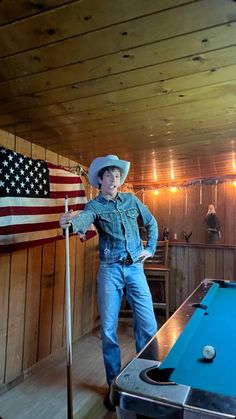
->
[59,210,77,229]
[59,210,87,241]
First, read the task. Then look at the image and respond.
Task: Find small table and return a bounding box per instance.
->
[111,279,236,418]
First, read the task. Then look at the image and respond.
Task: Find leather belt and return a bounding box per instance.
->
[122,257,133,265]
[121,257,142,265]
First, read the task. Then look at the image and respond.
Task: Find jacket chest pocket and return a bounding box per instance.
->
[99,212,116,222]
[98,212,116,230]
[125,208,140,235]
[125,208,139,220]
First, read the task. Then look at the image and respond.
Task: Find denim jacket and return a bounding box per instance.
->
[72,192,158,263]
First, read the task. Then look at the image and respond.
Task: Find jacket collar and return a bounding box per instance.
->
[96,191,123,204]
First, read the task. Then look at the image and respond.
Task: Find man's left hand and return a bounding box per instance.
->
[139,249,152,262]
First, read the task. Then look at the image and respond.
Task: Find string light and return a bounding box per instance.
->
[185,188,188,215]
[62,165,236,196]
[214,180,218,208]
[232,151,236,171]
[199,180,202,205]
[134,175,236,195]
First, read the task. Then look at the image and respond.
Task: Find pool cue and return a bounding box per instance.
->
[64,196,73,419]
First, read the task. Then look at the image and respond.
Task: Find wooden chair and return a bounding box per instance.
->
[119,241,170,321]
[144,240,170,319]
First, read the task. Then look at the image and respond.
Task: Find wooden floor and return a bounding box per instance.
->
[0,317,165,419]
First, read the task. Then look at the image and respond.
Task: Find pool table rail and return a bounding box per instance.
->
[111,279,236,419]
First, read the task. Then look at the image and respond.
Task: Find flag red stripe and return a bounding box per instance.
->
[0,203,85,216]
[0,221,60,234]
[49,175,82,184]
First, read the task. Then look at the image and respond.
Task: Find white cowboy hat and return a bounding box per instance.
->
[88,154,130,188]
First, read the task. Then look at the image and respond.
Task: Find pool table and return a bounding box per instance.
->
[111,279,236,418]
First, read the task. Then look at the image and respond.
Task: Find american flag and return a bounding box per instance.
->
[0,146,96,253]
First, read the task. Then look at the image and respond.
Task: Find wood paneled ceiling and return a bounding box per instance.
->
[1,0,236,187]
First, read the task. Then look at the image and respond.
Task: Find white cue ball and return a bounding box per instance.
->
[203,345,216,360]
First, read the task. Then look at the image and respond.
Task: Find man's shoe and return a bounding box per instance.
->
[104,387,115,411]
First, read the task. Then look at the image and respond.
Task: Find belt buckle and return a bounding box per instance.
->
[123,257,133,265]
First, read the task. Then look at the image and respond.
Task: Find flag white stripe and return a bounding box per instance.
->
[50,183,84,192]
[0,228,61,244]
[1,213,61,226]
[49,167,80,177]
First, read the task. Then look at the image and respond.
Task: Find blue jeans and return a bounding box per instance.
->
[97,261,157,385]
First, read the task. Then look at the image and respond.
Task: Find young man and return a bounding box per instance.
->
[60,154,158,410]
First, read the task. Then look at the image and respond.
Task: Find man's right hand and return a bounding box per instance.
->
[59,210,76,229]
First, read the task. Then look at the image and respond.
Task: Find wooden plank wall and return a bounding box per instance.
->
[144,183,236,245]
[144,186,236,313]
[169,244,236,312]
[0,129,99,388]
